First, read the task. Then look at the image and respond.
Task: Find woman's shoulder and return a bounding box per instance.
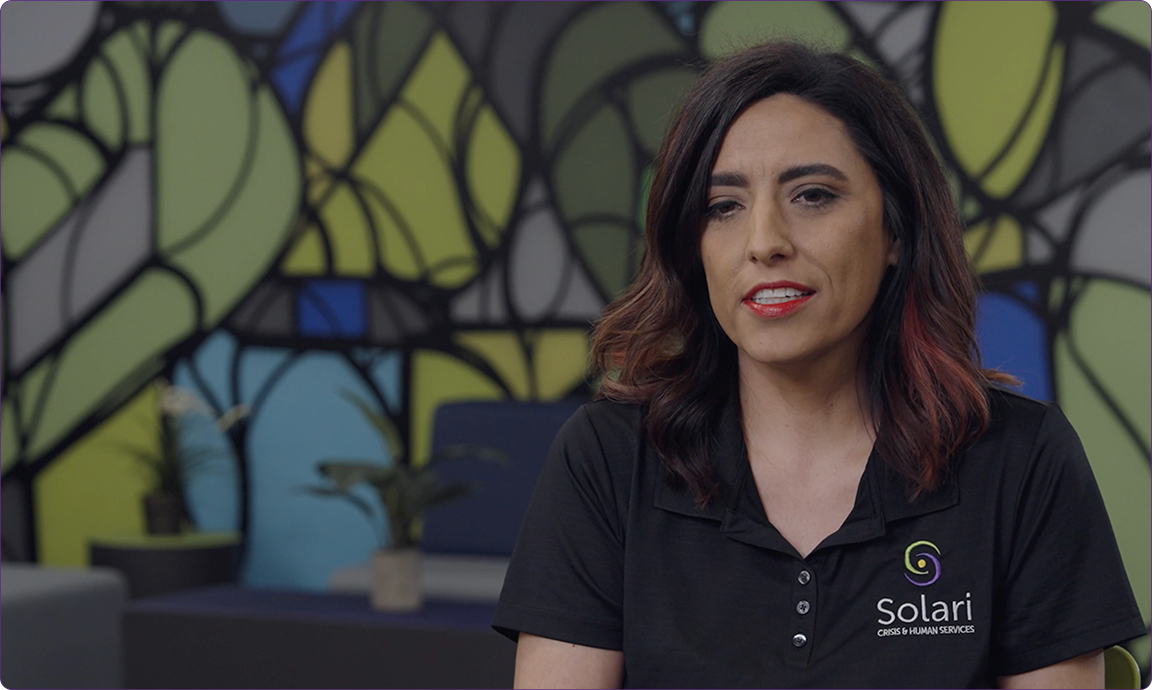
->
[546,398,649,469]
[562,398,647,444]
[966,384,1092,485]
[982,384,1073,442]
[534,399,645,526]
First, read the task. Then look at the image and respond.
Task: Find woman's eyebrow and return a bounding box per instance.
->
[710,164,849,189]
[709,171,748,188]
[777,163,848,184]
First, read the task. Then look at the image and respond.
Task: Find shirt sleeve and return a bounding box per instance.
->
[492,404,628,650]
[990,402,1147,676]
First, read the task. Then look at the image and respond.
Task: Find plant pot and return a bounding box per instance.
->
[370,547,422,612]
[143,492,185,535]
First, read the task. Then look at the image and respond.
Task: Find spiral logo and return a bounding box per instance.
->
[904,540,941,586]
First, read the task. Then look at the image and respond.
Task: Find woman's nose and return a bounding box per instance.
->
[746,200,793,263]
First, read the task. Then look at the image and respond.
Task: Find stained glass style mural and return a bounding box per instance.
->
[2,0,1148,671]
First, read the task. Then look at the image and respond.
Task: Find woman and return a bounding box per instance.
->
[493,42,1144,688]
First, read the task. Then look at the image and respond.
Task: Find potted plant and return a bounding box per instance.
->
[116,379,247,534]
[305,391,506,612]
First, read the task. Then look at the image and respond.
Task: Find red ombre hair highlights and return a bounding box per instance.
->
[591,42,1016,504]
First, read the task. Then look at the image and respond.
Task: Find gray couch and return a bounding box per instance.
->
[1,564,128,689]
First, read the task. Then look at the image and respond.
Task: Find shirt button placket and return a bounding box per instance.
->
[788,567,816,667]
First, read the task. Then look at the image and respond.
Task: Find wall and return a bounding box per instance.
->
[1,0,1148,664]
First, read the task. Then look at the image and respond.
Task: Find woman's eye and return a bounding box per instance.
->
[794,188,837,207]
[705,200,741,218]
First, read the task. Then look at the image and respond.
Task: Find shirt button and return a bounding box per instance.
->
[797,570,811,585]
[796,600,810,615]
[792,633,808,648]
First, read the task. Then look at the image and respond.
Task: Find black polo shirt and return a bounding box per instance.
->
[493,387,1145,688]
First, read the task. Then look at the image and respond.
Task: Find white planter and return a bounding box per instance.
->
[370,548,423,612]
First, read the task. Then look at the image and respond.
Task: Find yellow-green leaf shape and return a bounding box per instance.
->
[532,329,591,400]
[347,32,516,289]
[1,399,18,473]
[543,2,685,150]
[24,269,196,461]
[453,329,592,403]
[701,1,852,59]
[281,224,329,276]
[455,331,532,400]
[1094,1,1152,49]
[626,68,698,155]
[572,220,638,300]
[466,102,520,249]
[304,40,355,171]
[302,30,519,284]
[963,214,1023,274]
[81,25,153,150]
[554,104,635,229]
[400,31,471,153]
[1,124,103,260]
[157,31,301,323]
[156,21,187,64]
[1055,283,1151,628]
[317,181,376,277]
[155,32,255,254]
[35,384,160,566]
[1067,281,1151,451]
[934,2,1062,199]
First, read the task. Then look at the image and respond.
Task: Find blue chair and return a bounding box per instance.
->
[421,399,587,556]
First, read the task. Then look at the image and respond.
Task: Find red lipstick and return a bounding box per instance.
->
[742,281,815,319]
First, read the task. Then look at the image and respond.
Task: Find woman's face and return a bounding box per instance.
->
[700,94,898,375]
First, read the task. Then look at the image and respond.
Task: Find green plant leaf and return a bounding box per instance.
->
[315,459,393,491]
[418,481,474,511]
[338,389,404,461]
[298,486,376,519]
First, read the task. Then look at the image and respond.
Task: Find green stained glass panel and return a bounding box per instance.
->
[1094,1,1152,49]
[626,68,697,155]
[572,221,635,299]
[18,124,104,201]
[700,1,851,59]
[554,104,635,224]
[0,148,72,260]
[353,1,434,137]
[543,2,684,149]
[81,58,124,150]
[156,32,252,253]
[166,88,301,323]
[934,2,1057,187]
[26,270,196,460]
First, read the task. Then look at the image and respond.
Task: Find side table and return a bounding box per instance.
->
[89,532,241,599]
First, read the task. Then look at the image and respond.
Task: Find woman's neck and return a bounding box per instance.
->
[737,350,875,468]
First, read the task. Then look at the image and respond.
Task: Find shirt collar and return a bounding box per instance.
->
[652,393,744,522]
[653,393,960,547]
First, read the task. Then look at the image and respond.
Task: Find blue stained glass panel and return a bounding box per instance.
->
[298,280,367,338]
[975,291,1052,401]
[272,1,360,113]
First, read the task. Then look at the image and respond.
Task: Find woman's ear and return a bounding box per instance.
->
[887,235,901,267]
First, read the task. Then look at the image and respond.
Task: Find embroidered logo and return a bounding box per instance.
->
[903,540,941,586]
[876,541,973,636]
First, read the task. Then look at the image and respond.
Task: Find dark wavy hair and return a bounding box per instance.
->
[591,42,1016,505]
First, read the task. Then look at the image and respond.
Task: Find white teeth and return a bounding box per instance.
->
[750,287,812,304]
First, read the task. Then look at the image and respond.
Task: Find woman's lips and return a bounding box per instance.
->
[742,292,814,318]
[741,282,816,318]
